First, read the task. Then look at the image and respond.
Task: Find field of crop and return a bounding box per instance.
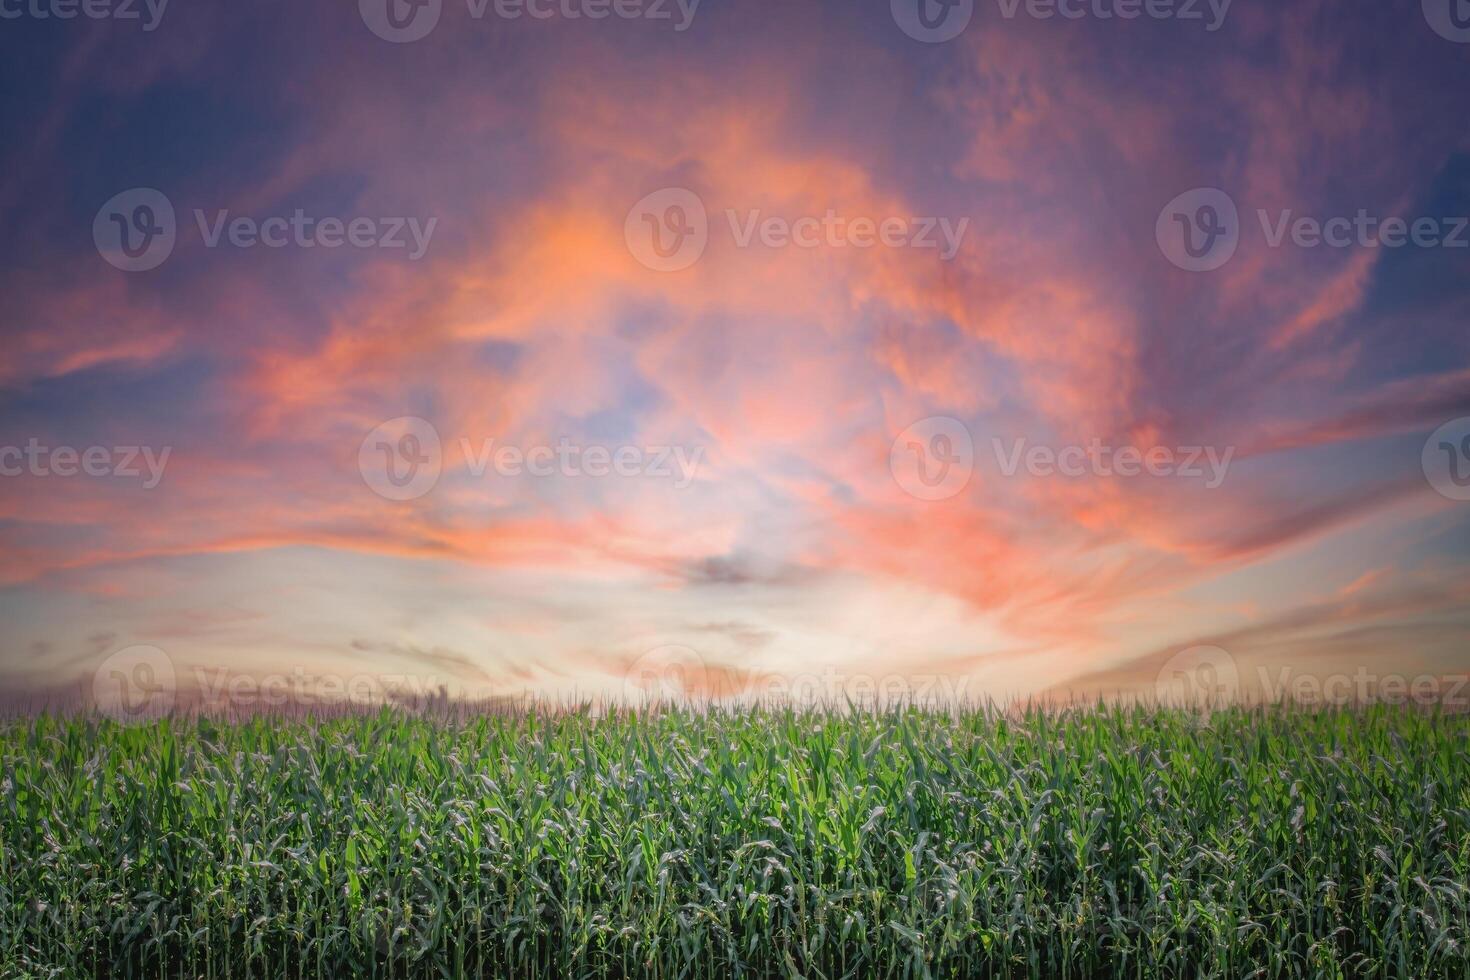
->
[2,703,1468,979]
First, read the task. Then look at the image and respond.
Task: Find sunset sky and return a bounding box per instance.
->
[2,0,1468,709]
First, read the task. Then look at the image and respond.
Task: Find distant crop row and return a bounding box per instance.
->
[2,703,1467,978]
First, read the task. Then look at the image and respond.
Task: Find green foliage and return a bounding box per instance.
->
[1,703,1467,978]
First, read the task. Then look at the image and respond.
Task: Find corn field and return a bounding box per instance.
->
[2,703,1468,978]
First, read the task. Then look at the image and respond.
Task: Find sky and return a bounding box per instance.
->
[1,0,1468,713]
